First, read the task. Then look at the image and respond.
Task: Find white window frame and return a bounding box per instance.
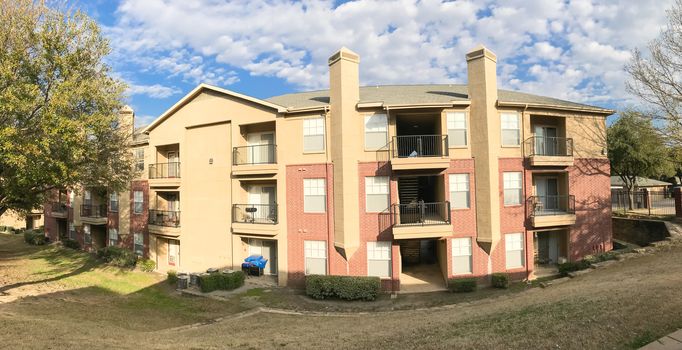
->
[505,233,525,269]
[109,192,119,212]
[365,176,390,213]
[134,232,144,257]
[449,174,470,209]
[108,228,118,247]
[133,191,144,214]
[68,223,76,240]
[364,114,388,150]
[303,117,325,152]
[83,224,91,244]
[501,112,521,146]
[447,112,467,147]
[134,148,145,172]
[503,172,523,206]
[303,178,326,213]
[367,241,392,278]
[304,240,327,275]
[452,238,473,275]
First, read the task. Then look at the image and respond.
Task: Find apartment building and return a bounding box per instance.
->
[44,46,613,291]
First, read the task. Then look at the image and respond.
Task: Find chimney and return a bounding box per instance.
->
[466,45,501,253]
[118,105,135,141]
[328,47,361,260]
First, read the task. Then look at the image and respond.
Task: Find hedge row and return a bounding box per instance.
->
[491,273,509,289]
[96,247,137,268]
[62,239,80,250]
[24,231,47,245]
[557,260,592,276]
[448,277,477,293]
[198,271,245,293]
[305,275,381,301]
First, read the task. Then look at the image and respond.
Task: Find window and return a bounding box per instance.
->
[449,174,470,209]
[364,114,388,150]
[503,172,523,206]
[109,192,119,212]
[133,191,144,214]
[168,240,179,266]
[134,148,145,172]
[365,176,389,212]
[134,233,144,257]
[303,117,325,152]
[83,224,91,244]
[501,113,520,146]
[367,241,392,278]
[68,223,76,240]
[84,190,92,205]
[452,238,473,275]
[447,112,467,147]
[304,240,327,275]
[505,233,525,269]
[108,228,118,247]
[303,178,326,213]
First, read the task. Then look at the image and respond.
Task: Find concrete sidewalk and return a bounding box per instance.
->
[641,329,682,349]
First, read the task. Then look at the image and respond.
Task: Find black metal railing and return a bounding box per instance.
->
[232,204,278,224]
[392,135,449,158]
[528,195,575,216]
[524,136,573,157]
[611,189,675,216]
[392,201,451,226]
[148,209,181,227]
[149,162,180,179]
[232,144,277,165]
[80,204,107,218]
[51,202,68,215]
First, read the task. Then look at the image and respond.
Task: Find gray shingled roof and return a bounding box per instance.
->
[610,176,672,187]
[265,84,612,113]
[133,126,149,144]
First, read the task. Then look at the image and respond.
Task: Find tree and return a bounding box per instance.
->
[608,111,674,209]
[626,0,682,146]
[0,0,133,218]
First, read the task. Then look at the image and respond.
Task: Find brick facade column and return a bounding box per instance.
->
[674,187,682,217]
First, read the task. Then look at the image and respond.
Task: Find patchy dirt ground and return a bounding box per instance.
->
[1,233,682,349]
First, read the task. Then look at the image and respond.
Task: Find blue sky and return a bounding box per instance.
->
[69,0,673,127]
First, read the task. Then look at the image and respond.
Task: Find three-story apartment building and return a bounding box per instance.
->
[44,46,613,291]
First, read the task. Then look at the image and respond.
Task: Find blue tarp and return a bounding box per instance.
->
[243,255,268,269]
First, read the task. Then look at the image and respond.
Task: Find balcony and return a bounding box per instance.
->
[148,162,180,187]
[80,204,107,225]
[391,201,452,239]
[232,204,279,236]
[529,195,576,228]
[50,202,68,218]
[148,209,181,236]
[232,145,278,176]
[390,135,450,170]
[524,136,574,166]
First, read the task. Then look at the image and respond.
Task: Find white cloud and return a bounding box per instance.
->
[106,0,674,107]
[128,83,181,99]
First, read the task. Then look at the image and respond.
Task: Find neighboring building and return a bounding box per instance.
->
[0,209,43,230]
[44,46,613,291]
[610,176,672,192]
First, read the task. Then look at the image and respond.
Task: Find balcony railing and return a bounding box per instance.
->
[392,135,449,158]
[51,202,68,215]
[232,204,278,224]
[524,136,573,157]
[528,195,575,216]
[149,162,180,179]
[392,201,451,226]
[233,144,277,165]
[148,209,180,227]
[80,204,107,218]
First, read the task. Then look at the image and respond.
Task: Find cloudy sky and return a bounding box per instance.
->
[72,0,673,126]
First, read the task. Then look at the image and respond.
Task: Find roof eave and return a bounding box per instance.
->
[497,101,615,115]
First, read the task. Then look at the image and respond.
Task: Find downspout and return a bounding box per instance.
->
[323,105,334,275]
[522,103,531,281]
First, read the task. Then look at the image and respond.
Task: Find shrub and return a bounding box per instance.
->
[305,275,381,301]
[138,259,156,272]
[23,230,47,245]
[96,246,137,268]
[558,260,592,276]
[167,270,178,285]
[198,271,245,293]
[448,277,477,293]
[62,239,80,250]
[491,273,509,289]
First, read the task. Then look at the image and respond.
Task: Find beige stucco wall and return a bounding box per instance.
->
[0,210,42,229]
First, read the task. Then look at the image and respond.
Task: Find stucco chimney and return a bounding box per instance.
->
[328,47,361,260]
[118,105,135,140]
[466,45,501,253]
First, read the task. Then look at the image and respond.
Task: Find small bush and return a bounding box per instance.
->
[198,271,245,293]
[448,277,477,293]
[558,260,592,276]
[305,275,381,301]
[24,230,47,245]
[138,259,156,272]
[96,246,137,268]
[491,273,509,289]
[62,239,80,250]
[167,270,178,285]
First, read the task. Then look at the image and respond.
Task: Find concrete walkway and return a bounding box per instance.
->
[641,329,682,349]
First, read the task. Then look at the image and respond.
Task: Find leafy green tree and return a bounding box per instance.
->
[0,0,132,218]
[608,111,674,209]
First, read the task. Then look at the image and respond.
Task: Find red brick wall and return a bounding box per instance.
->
[130,181,150,257]
[497,158,532,280]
